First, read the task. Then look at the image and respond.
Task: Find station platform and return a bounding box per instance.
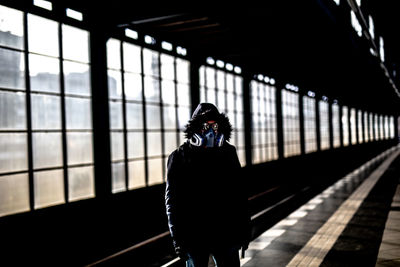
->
[238,145,400,267]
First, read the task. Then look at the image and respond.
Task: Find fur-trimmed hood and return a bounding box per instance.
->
[184,103,232,141]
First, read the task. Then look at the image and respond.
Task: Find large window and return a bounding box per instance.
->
[342,106,349,146]
[282,89,300,157]
[374,114,379,140]
[199,63,246,165]
[332,103,340,148]
[107,37,191,193]
[0,5,94,217]
[250,79,278,164]
[389,116,395,139]
[350,108,357,145]
[363,111,369,142]
[357,110,363,143]
[303,95,317,153]
[319,100,330,150]
[369,113,374,141]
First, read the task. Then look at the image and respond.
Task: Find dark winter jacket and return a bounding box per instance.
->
[165,103,250,251]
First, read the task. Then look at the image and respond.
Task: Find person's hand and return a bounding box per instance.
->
[175,246,188,261]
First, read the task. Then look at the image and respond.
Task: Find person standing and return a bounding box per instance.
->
[165,103,250,267]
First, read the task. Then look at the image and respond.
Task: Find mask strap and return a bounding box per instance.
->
[216,133,225,147]
[189,133,203,147]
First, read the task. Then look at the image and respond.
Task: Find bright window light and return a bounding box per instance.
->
[257,74,264,81]
[66,8,83,21]
[144,35,156,45]
[307,91,315,97]
[369,16,375,40]
[379,36,385,62]
[161,41,173,51]
[206,57,215,65]
[225,63,233,71]
[356,0,361,6]
[33,0,52,10]
[264,76,270,83]
[234,66,241,74]
[351,11,362,37]
[269,78,275,85]
[177,46,187,56]
[216,60,224,68]
[125,29,138,39]
[333,0,340,5]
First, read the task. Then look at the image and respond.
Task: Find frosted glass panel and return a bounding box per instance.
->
[128,160,146,190]
[144,76,160,102]
[163,106,177,130]
[34,169,64,209]
[111,162,125,193]
[109,101,123,130]
[146,132,162,157]
[32,132,63,169]
[127,132,144,159]
[161,54,175,80]
[0,91,26,130]
[164,131,177,155]
[65,97,92,130]
[62,25,89,63]
[29,54,60,93]
[106,38,121,70]
[108,70,123,99]
[146,105,161,130]
[123,42,141,73]
[67,132,93,165]
[31,94,61,130]
[0,5,24,49]
[126,102,143,129]
[110,132,124,161]
[0,133,27,173]
[0,48,25,90]
[147,158,163,186]
[177,83,190,106]
[0,173,30,217]
[28,14,59,57]
[124,72,142,101]
[176,58,189,83]
[177,106,191,130]
[143,48,159,76]
[63,61,90,96]
[68,166,94,201]
[161,80,176,105]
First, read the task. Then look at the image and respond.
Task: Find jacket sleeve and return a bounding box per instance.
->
[165,150,183,249]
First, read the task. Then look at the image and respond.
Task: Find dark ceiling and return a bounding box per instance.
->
[19,0,400,114]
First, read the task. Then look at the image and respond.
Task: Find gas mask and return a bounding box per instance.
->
[189,121,224,148]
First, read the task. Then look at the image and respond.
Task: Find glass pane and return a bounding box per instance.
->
[65,97,92,130]
[143,48,159,77]
[217,70,225,90]
[0,133,27,173]
[0,48,25,90]
[176,58,189,83]
[123,42,141,73]
[64,61,90,96]
[207,88,216,105]
[0,5,24,49]
[161,54,175,80]
[62,25,89,63]
[110,132,124,161]
[28,14,59,57]
[163,106,177,130]
[109,101,123,130]
[0,90,26,130]
[164,131,177,155]
[29,93,59,131]
[128,160,145,190]
[144,76,160,102]
[146,105,161,130]
[146,132,162,157]
[177,83,190,106]
[147,157,163,186]
[106,38,121,70]
[161,80,176,105]
[111,162,125,193]
[127,132,144,159]
[0,173,30,217]
[68,166,94,201]
[29,54,60,93]
[226,74,234,92]
[126,102,143,130]
[206,67,215,89]
[67,132,93,165]
[34,169,64,209]
[124,72,142,101]
[32,132,63,169]
[177,106,190,130]
[108,70,123,99]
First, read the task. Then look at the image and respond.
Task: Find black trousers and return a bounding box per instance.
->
[186,247,240,267]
